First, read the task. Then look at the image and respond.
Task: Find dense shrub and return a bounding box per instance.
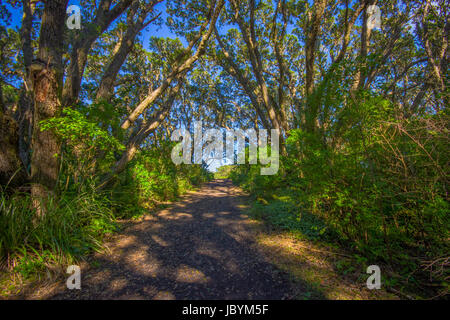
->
[0,189,116,280]
[229,92,449,295]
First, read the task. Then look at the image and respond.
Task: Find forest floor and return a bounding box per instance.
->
[8,179,398,300]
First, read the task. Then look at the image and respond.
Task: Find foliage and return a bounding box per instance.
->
[230,91,449,296]
[1,111,212,283]
[40,107,125,158]
[110,141,212,218]
[0,188,116,280]
[0,141,212,283]
[214,165,237,179]
[0,0,448,299]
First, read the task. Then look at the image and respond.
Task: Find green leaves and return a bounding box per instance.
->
[40,107,124,152]
[109,142,212,218]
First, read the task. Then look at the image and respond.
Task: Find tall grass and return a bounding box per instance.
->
[0,189,116,281]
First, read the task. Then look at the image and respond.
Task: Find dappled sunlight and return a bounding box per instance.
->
[114,235,140,249]
[34,180,400,300]
[108,278,128,292]
[42,180,294,299]
[255,232,397,300]
[151,235,170,247]
[195,245,222,260]
[153,291,176,300]
[175,265,210,284]
[23,180,393,300]
[142,215,158,222]
[124,251,159,277]
[157,210,193,220]
[2,0,445,302]
[202,213,215,218]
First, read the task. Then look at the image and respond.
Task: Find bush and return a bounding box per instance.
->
[0,188,116,280]
[229,92,449,295]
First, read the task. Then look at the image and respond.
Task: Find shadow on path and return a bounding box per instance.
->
[47,179,324,300]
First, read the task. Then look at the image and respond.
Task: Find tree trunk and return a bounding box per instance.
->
[352,0,372,93]
[304,0,327,133]
[30,0,68,213]
[0,111,26,188]
[16,0,35,176]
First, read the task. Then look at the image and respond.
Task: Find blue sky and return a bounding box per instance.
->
[140,1,189,47]
[5,0,182,49]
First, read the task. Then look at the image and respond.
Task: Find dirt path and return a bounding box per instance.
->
[42,179,295,299]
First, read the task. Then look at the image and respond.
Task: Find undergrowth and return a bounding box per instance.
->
[0,142,211,294]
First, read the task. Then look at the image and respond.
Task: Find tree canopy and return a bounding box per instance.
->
[0,0,448,299]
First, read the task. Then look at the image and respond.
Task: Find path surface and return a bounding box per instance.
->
[48,179,294,299]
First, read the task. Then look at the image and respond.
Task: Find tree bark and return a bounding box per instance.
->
[96,1,161,103]
[120,0,225,130]
[304,0,327,133]
[98,78,184,189]
[0,111,26,188]
[62,0,133,107]
[30,0,68,212]
[228,0,287,154]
